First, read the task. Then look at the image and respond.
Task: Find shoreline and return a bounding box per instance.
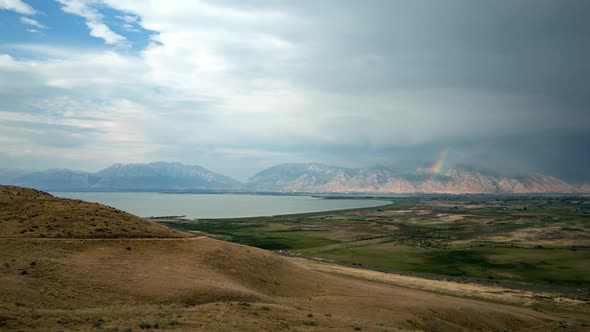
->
[53,191,394,219]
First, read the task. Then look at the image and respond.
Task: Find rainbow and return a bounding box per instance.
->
[429,149,448,180]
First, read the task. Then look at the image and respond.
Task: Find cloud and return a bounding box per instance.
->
[0,0,35,15]
[0,1,589,181]
[20,17,45,29]
[56,0,126,45]
[117,14,137,23]
[115,14,139,31]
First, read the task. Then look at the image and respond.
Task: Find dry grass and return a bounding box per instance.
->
[0,186,187,238]
[484,226,590,246]
[5,237,585,331]
[1,185,589,331]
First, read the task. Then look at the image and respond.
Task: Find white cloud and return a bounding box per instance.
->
[85,20,126,45]
[20,17,45,29]
[57,0,126,45]
[117,14,137,24]
[0,0,35,15]
[115,14,139,31]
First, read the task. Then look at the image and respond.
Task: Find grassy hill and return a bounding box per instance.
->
[0,185,588,331]
[0,186,186,238]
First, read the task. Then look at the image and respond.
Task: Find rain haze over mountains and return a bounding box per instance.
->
[1,0,590,185]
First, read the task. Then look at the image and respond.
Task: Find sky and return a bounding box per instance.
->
[0,0,589,182]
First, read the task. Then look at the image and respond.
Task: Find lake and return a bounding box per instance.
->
[52,192,391,219]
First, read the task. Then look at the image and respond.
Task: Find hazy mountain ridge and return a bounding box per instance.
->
[12,169,99,191]
[0,162,239,191]
[92,162,240,190]
[1,162,588,193]
[248,163,588,194]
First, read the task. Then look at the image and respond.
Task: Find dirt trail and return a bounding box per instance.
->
[295,257,588,308]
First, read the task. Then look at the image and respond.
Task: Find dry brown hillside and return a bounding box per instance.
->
[0,186,588,331]
[0,186,187,238]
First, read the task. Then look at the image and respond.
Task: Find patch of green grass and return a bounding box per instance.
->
[162,196,590,288]
[314,244,590,287]
[229,230,340,250]
[160,220,264,234]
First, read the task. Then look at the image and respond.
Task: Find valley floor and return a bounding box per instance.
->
[160,195,590,291]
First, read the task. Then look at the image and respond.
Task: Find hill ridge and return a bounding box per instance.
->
[0,185,188,238]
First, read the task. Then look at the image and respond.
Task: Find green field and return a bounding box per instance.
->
[160,196,590,289]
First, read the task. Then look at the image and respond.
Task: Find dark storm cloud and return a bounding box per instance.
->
[268,0,590,181]
[302,1,588,109]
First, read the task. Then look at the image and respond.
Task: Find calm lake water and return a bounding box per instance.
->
[52,192,390,219]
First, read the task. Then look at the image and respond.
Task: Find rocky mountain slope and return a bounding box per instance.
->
[248,163,583,194]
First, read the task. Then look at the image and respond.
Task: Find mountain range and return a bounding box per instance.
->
[248,163,585,194]
[0,162,588,194]
[0,162,239,192]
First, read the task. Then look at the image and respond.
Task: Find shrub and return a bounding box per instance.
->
[139,321,159,329]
